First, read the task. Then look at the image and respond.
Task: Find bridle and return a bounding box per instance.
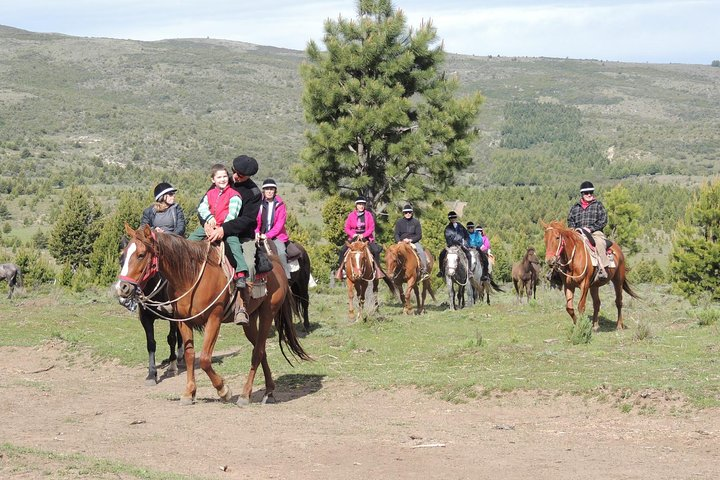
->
[545,227,589,280]
[347,244,376,282]
[119,234,234,322]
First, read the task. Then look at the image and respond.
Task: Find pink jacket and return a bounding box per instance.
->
[480,234,490,252]
[344,210,375,242]
[255,194,289,243]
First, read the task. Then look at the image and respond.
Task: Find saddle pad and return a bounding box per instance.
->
[286,241,302,261]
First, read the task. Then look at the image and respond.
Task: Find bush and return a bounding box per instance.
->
[567,315,592,345]
[13,247,56,287]
[629,259,666,284]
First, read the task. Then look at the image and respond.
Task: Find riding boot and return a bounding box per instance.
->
[481,257,490,281]
[234,287,249,325]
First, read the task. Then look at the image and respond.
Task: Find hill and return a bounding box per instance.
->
[1,25,718,190]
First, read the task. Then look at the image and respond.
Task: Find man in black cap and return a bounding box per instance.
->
[205,154,262,324]
[393,204,429,279]
[567,180,609,279]
[437,210,471,277]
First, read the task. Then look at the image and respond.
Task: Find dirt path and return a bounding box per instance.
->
[1,342,718,479]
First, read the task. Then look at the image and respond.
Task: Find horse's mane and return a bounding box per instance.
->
[153,233,223,285]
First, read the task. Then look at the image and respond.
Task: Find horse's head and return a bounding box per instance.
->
[346,239,372,279]
[543,221,566,268]
[115,224,159,304]
[445,246,462,276]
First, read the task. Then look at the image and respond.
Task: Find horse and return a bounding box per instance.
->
[286,241,312,332]
[442,245,473,310]
[0,263,22,299]
[115,224,310,406]
[511,247,541,303]
[118,237,183,385]
[385,242,436,315]
[542,221,639,331]
[343,239,383,321]
[468,249,502,305]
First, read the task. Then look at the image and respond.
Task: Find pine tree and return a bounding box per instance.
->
[298,0,483,214]
[669,179,720,302]
[89,192,145,284]
[604,183,642,255]
[48,187,102,269]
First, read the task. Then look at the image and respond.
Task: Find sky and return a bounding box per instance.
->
[1,0,718,65]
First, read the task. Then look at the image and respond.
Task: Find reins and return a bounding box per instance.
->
[135,239,235,322]
[547,227,590,281]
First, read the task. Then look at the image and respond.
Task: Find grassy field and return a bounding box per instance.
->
[3,281,718,411]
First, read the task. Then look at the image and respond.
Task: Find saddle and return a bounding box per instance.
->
[286,241,303,261]
[576,232,616,269]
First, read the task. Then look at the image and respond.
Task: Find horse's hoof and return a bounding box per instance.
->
[236,396,251,407]
[261,392,276,404]
[145,376,158,386]
[218,384,233,402]
[179,395,195,406]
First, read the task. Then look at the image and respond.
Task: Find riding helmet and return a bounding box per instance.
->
[154,182,177,202]
[402,204,413,213]
[355,195,367,205]
[580,181,595,193]
[261,178,277,190]
[447,210,458,220]
[466,221,475,229]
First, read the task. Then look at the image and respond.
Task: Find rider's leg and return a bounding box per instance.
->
[274,239,291,279]
[414,243,428,274]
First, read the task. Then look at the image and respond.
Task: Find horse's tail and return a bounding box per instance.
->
[275,293,312,365]
[382,275,397,298]
[490,278,504,292]
[15,269,23,288]
[425,278,437,302]
[622,278,640,299]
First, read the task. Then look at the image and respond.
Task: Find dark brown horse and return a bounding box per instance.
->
[385,242,436,315]
[286,241,312,331]
[543,221,639,331]
[116,224,309,406]
[511,247,541,303]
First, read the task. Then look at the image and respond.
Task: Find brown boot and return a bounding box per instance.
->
[234,288,249,325]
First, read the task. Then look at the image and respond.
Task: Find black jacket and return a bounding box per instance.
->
[444,222,469,247]
[394,217,423,243]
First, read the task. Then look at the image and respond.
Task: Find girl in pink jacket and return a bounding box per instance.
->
[255,178,291,279]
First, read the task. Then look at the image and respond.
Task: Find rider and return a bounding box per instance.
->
[204,154,262,325]
[437,211,471,277]
[466,221,490,281]
[255,178,291,280]
[141,182,186,236]
[393,204,429,280]
[567,180,610,279]
[336,195,384,279]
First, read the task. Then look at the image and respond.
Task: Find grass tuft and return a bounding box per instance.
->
[567,315,592,345]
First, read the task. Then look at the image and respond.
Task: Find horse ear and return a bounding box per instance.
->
[540,220,547,229]
[124,223,136,238]
[140,224,153,239]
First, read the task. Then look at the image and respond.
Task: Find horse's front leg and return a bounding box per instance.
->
[412,284,422,314]
[446,278,455,310]
[372,279,380,311]
[564,286,577,324]
[613,276,626,330]
[238,306,274,406]
[346,278,356,320]
[589,286,602,332]
[405,280,417,315]
[177,321,197,405]
[197,313,232,403]
[139,311,159,386]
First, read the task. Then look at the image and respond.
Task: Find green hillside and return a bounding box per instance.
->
[1,25,718,190]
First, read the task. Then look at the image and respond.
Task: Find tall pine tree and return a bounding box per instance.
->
[48,187,102,269]
[670,179,720,302]
[298,0,483,214]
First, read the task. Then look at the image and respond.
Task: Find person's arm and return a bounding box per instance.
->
[393,221,402,243]
[140,206,152,228]
[265,202,286,239]
[197,194,212,224]
[344,213,355,239]
[590,203,608,232]
[481,235,490,252]
[414,219,423,243]
[174,205,186,236]
[223,195,243,223]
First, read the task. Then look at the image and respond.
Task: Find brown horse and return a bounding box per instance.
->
[511,247,541,303]
[343,239,381,321]
[115,224,309,406]
[542,221,639,331]
[385,242,436,315]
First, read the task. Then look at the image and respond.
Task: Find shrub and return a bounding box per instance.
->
[630,259,666,284]
[567,315,592,344]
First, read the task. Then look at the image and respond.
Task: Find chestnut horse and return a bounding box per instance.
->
[511,247,541,303]
[385,242,436,315]
[115,224,309,406]
[543,221,639,331]
[343,239,383,321]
